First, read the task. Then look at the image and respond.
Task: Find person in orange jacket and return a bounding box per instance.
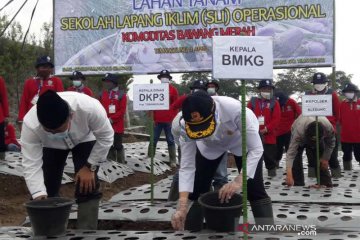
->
[248,79,281,177]
[5,122,20,152]
[0,77,9,160]
[17,56,64,128]
[339,83,360,171]
[274,92,301,167]
[99,73,127,163]
[149,70,179,167]
[67,71,93,97]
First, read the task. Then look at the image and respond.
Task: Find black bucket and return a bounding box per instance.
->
[25,197,75,237]
[198,191,242,232]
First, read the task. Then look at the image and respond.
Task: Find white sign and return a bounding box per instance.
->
[133,84,169,111]
[302,95,333,116]
[212,36,273,80]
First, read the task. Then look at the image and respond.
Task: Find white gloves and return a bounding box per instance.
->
[171,199,189,230]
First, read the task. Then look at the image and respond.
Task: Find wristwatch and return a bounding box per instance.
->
[85,162,97,172]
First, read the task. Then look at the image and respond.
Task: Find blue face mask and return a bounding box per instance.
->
[47,130,69,140]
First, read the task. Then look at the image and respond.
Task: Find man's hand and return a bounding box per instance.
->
[219,174,242,204]
[259,127,268,135]
[75,166,96,194]
[34,195,47,200]
[286,168,294,186]
[320,159,329,170]
[171,199,188,230]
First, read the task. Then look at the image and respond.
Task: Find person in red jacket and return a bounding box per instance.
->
[170,79,207,111]
[248,79,281,177]
[0,77,9,160]
[305,72,341,178]
[339,83,360,171]
[274,92,301,167]
[17,56,64,127]
[5,122,20,152]
[67,71,93,97]
[149,70,179,167]
[99,73,127,163]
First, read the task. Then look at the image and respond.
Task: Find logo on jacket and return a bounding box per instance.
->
[47,80,53,86]
[287,106,292,111]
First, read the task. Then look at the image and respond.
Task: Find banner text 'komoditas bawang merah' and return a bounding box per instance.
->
[54,0,334,75]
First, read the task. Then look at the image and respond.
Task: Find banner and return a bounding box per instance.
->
[54,0,334,75]
[213,36,273,79]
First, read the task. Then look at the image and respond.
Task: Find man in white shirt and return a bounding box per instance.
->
[171,91,274,231]
[21,90,114,230]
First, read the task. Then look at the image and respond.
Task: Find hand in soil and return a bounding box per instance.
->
[171,208,187,230]
[219,180,242,204]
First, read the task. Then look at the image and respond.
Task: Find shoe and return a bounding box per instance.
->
[331,167,342,178]
[250,197,274,225]
[76,198,100,230]
[308,167,316,178]
[168,145,177,168]
[268,168,276,177]
[343,161,352,171]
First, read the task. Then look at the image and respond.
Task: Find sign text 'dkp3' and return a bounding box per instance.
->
[133,84,169,111]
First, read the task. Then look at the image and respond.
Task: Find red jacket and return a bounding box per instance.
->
[307,89,340,131]
[154,84,179,123]
[247,97,281,144]
[0,77,9,123]
[170,94,187,111]
[67,86,93,97]
[339,98,360,143]
[99,89,127,133]
[18,76,64,121]
[275,98,301,136]
[5,123,20,147]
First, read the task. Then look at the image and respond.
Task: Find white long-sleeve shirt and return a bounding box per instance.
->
[21,92,114,199]
[172,96,264,193]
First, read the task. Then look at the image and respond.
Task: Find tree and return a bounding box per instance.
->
[274,68,317,96]
[328,70,353,91]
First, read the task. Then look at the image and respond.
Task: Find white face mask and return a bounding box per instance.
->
[160,78,169,83]
[47,130,69,140]
[207,88,216,96]
[314,83,327,92]
[72,80,82,87]
[260,92,271,100]
[345,92,355,100]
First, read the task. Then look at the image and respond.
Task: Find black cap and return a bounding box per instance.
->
[37,90,70,129]
[206,79,219,90]
[102,73,118,84]
[190,79,207,91]
[258,79,275,89]
[35,55,54,68]
[157,70,172,80]
[182,91,216,139]
[312,72,328,84]
[69,71,85,80]
[342,83,359,93]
